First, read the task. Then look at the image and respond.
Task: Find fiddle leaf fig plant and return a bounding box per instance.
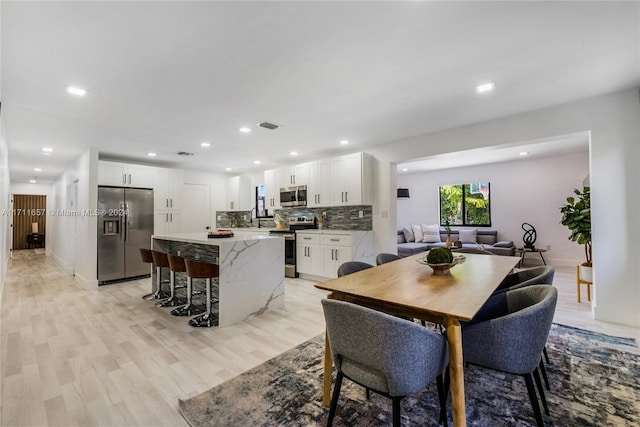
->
[560,187,592,266]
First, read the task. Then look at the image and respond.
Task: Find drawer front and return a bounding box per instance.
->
[297,234,320,244]
[321,234,352,247]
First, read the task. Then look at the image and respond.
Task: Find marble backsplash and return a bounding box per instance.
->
[216,205,373,230]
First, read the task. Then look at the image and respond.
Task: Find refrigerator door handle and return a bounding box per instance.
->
[123,203,128,241]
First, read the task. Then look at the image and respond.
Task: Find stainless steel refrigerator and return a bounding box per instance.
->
[97,186,154,284]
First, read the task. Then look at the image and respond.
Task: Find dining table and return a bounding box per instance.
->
[315,251,521,427]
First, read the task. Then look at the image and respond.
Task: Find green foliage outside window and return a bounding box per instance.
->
[439,182,491,226]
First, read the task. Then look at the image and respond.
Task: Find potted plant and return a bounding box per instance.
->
[560,187,592,281]
[444,220,452,248]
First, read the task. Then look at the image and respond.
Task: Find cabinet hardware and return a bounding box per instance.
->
[128,174,132,185]
[303,237,311,240]
[170,213,173,222]
[165,213,169,222]
[345,192,348,203]
[166,199,169,208]
[330,238,340,242]
[170,199,173,208]
[122,174,126,185]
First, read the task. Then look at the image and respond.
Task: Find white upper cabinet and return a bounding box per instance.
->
[99,161,154,188]
[153,168,183,211]
[279,163,309,187]
[226,176,251,211]
[325,152,373,206]
[262,152,372,209]
[307,160,331,207]
[264,169,280,210]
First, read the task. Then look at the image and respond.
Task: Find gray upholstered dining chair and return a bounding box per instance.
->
[337,261,374,277]
[493,266,555,295]
[492,264,556,385]
[376,252,402,265]
[322,299,449,427]
[462,285,558,427]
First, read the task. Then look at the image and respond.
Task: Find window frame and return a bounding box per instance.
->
[439,182,492,227]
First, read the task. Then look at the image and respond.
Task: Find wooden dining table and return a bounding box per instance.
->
[315,252,521,427]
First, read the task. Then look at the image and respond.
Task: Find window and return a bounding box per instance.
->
[439,182,491,226]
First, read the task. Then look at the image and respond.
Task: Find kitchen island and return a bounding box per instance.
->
[152,231,284,327]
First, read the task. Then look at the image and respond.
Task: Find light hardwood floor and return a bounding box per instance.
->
[1,250,638,426]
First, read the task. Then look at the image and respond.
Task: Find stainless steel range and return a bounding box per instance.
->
[269,216,316,278]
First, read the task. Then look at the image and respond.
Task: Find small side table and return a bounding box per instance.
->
[515,247,547,268]
[27,233,45,249]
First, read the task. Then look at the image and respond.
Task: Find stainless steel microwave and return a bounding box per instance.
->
[280,185,307,207]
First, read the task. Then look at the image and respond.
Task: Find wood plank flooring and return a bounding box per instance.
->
[1,250,638,426]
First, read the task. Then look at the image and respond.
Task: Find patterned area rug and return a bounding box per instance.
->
[178,324,639,426]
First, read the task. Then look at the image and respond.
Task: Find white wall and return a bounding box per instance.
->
[51,148,99,288]
[0,115,11,300]
[366,88,640,327]
[9,183,55,256]
[397,151,589,266]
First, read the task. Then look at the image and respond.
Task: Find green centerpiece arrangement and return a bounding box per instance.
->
[417,247,465,275]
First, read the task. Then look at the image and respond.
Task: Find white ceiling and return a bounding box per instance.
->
[2,1,639,183]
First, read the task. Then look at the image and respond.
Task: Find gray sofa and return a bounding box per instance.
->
[397,229,515,257]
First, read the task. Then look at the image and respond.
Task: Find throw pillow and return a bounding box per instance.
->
[411,224,423,242]
[421,224,441,243]
[459,229,478,244]
[402,227,415,243]
[494,240,514,248]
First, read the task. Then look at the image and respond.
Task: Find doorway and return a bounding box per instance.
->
[12,194,47,250]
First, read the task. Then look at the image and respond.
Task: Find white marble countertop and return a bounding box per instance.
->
[153,231,279,245]
[293,229,365,235]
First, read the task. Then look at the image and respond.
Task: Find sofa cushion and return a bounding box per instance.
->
[403,227,415,243]
[411,224,423,242]
[421,224,441,243]
[459,229,478,244]
[494,240,515,248]
[397,242,429,257]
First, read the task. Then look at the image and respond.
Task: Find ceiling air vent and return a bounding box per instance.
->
[259,122,279,130]
[177,151,194,156]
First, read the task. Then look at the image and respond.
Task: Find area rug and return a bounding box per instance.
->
[178,324,640,426]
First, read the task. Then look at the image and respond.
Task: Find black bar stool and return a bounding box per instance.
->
[150,250,171,300]
[170,257,207,318]
[139,248,159,300]
[158,254,188,307]
[185,258,219,328]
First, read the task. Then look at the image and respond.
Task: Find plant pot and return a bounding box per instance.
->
[579,265,593,283]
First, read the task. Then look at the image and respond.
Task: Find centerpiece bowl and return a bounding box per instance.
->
[417,254,466,275]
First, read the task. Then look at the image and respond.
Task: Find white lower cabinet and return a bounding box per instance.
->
[297,231,373,279]
[297,234,322,276]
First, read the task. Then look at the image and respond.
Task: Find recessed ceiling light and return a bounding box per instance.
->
[200,142,211,147]
[42,147,53,152]
[476,81,496,94]
[147,152,157,157]
[339,140,350,145]
[239,127,251,133]
[66,86,87,97]
[225,167,232,172]
[520,151,529,156]
[29,179,37,183]
[290,151,298,156]
[402,168,409,172]
[34,168,42,172]
[253,160,261,165]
